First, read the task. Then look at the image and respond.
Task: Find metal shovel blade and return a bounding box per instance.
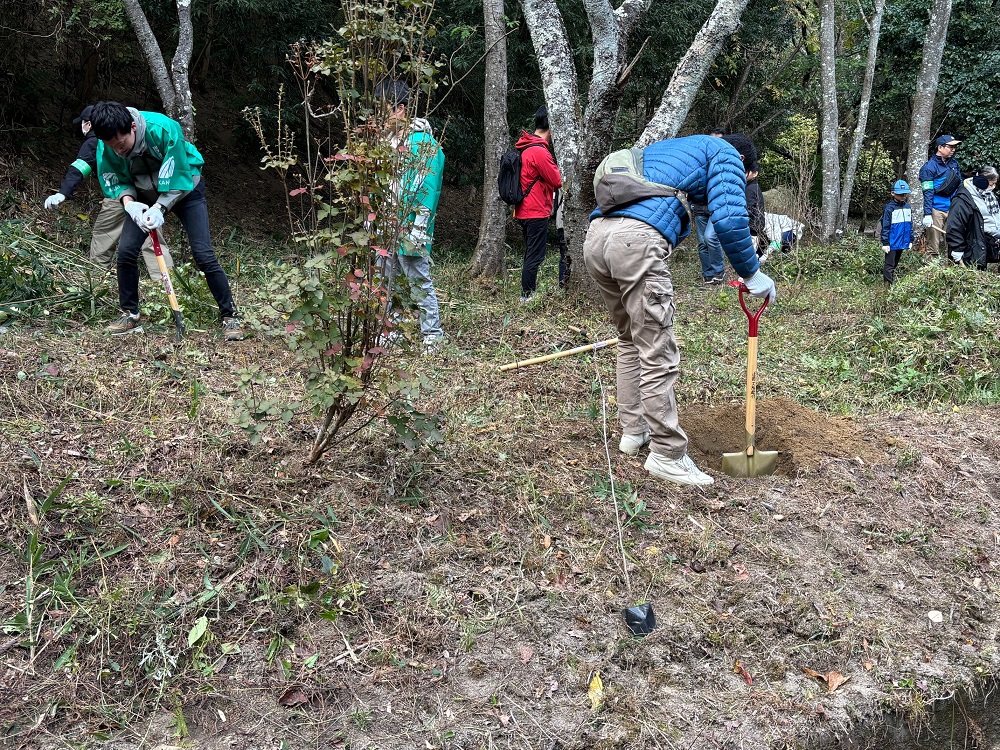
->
[722,440,778,478]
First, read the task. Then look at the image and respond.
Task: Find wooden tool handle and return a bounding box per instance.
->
[499,338,619,372]
[744,335,758,456]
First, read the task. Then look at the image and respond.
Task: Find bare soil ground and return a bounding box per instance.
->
[1,247,999,750]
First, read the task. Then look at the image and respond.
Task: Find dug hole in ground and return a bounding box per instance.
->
[1,217,999,750]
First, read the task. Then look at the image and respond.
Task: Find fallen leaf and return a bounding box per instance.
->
[802,666,824,680]
[542,534,552,549]
[864,661,874,671]
[519,646,534,664]
[826,671,849,692]
[277,687,308,707]
[588,671,604,710]
[187,615,209,647]
[732,563,749,582]
[734,661,753,686]
[44,364,60,377]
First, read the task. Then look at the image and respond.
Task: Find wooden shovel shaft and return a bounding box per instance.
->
[150,230,180,313]
[499,338,619,372]
[744,335,758,456]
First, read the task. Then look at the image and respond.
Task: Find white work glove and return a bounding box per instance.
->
[743,269,777,304]
[950,251,964,263]
[141,204,165,231]
[44,193,66,210]
[922,215,933,228]
[882,245,891,254]
[907,243,912,250]
[124,200,149,229]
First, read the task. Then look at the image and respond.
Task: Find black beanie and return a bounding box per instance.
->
[973,175,990,190]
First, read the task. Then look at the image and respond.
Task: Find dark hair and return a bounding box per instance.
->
[374,80,410,108]
[534,106,550,132]
[709,126,728,136]
[89,101,134,140]
[721,132,759,172]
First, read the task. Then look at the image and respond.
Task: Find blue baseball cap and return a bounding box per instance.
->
[892,179,911,194]
[934,134,961,147]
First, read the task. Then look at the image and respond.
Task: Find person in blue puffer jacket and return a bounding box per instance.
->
[584,133,776,487]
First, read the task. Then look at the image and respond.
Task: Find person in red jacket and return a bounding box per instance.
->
[513,107,562,300]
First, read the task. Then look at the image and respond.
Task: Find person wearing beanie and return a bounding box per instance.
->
[513,105,562,301]
[918,134,962,257]
[43,104,174,282]
[880,179,913,284]
[945,167,998,270]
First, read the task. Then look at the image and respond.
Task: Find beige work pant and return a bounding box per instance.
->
[90,198,174,280]
[583,216,688,459]
[925,209,948,257]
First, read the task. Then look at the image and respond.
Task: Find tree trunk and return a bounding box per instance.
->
[522,0,747,294]
[521,0,588,291]
[905,0,952,234]
[171,0,196,139]
[635,0,751,146]
[469,0,510,278]
[817,0,840,243]
[122,0,196,140]
[838,0,885,232]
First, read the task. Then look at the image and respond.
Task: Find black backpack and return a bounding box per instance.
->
[498,142,546,205]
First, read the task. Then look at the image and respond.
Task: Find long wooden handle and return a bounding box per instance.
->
[499,338,619,372]
[744,335,758,457]
[154,253,181,313]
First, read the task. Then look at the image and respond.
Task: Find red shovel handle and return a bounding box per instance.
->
[729,280,769,337]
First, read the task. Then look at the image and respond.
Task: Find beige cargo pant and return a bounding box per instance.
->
[583,216,688,459]
[90,198,174,280]
[924,209,948,257]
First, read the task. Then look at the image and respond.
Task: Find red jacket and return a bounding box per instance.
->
[513,131,562,220]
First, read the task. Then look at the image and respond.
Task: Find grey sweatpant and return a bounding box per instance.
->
[90,198,174,281]
[583,216,688,459]
[387,252,444,338]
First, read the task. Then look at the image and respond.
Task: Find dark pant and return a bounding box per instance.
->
[519,217,549,295]
[118,180,237,319]
[557,228,571,289]
[883,249,903,284]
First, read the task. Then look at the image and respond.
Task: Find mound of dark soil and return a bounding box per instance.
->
[682,397,881,475]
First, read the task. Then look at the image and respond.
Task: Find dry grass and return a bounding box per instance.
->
[1,241,999,750]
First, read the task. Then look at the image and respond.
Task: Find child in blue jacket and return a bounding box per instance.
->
[881,180,913,284]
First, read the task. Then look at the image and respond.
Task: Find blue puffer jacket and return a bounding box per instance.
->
[590,135,759,279]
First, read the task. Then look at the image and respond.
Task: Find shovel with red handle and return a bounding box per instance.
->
[149,228,184,343]
[721,281,778,478]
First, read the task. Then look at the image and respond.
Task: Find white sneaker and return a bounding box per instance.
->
[422,334,446,353]
[644,452,714,487]
[619,431,650,456]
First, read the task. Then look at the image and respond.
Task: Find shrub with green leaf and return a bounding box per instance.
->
[245,0,445,463]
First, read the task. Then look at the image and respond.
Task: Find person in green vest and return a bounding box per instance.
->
[43,104,174,281]
[377,81,446,353]
[89,101,244,341]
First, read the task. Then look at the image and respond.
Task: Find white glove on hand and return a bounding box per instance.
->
[141,205,165,231]
[44,193,66,210]
[743,269,777,304]
[882,245,891,254]
[124,201,149,229]
[922,215,933,228]
[950,251,964,263]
